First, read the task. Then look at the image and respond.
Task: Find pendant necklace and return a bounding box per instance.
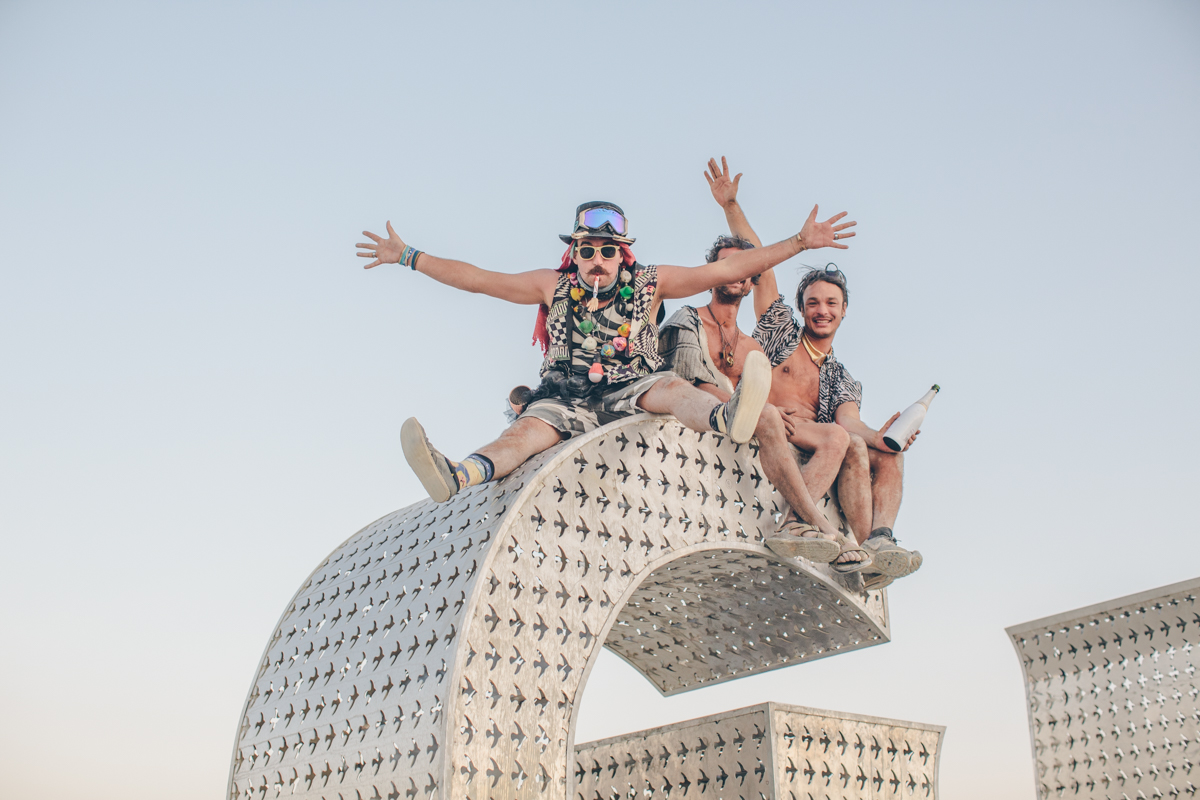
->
[704,304,737,367]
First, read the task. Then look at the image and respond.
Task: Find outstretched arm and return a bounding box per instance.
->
[357,221,557,306]
[657,204,853,300]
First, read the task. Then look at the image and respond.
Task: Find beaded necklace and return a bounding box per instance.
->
[569,268,635,383]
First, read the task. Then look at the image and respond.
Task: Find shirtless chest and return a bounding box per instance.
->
[701,321,763,387]
[768,348,820,420]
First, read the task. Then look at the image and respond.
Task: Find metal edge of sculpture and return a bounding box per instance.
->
[1007,576,1200,799]
[228,414,893,800]
[573,700,944,799]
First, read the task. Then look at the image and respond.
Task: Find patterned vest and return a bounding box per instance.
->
[541,263,662,385]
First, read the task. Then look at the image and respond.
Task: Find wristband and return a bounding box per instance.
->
[794,232,807,252]
[400,245,424,270]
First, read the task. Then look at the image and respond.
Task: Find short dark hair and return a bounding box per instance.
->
[706,235,759,286]
[796,268,849,308]
[705,235,755,263]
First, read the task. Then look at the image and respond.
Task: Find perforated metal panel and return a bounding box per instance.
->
[228,414,891,800]
[573,702,944,799]
[1008,577,1200,798]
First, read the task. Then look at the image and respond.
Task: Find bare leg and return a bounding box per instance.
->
[785,422,849,500]
[752,405,843,540]
[639,379,842,540]
[837,434,873,545]
[868,448,904,530]
[636,375,721,429]
[474,416,564,478]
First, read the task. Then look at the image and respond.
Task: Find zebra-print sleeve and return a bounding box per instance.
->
[751,296,801,367]
[834,365,863,413]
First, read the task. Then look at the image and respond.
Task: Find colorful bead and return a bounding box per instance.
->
[570,272,579,285]
[620,270,631,283]
[619,286,634,299]
[617,323,630,337]
[613,336,628,351]
[588,362,604,383]
[582,336,598,352]
[579,319,594,334]
[601,343,616,358]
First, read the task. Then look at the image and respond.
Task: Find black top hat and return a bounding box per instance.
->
[558,201,635,244]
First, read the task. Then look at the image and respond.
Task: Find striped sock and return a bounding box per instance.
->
[709,404,729,435]
[452,453,495,490]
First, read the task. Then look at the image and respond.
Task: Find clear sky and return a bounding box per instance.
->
[2,2,1198,798]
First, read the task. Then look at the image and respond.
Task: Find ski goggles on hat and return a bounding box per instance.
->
[576,244,622,260]
[575,207,628,236]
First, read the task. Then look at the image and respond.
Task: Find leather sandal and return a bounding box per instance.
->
[764,521,841,563]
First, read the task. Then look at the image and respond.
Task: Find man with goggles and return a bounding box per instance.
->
[703,162,922,586]
[356,198,857,557]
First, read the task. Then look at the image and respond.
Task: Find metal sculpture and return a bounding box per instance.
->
[1008,576,1200,799]
[575,701,943,799]
[229,414,892,800]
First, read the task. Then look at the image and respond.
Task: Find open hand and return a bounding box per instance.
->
[798,205,857,251]
[704,156,742,209]
[877,412,920,452]
[356,221,406,269]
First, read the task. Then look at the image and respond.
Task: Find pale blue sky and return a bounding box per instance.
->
[2,2,1198,798]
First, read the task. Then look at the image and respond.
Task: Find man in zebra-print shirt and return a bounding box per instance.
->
[706,158,922,584]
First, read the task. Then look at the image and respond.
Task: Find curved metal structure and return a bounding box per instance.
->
[229,414,891,800]
[1008,577,1200,799]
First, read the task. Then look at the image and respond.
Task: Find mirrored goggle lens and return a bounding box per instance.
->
[579,208,626,235]
[578,245,621,260]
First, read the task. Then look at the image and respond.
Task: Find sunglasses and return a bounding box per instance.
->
[577,207,627,236]
[818,263,845,281]
[576,244,621,260]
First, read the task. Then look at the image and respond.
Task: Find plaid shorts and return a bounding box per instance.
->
[519,372,674,439]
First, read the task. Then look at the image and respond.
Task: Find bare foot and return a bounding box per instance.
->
[832,534,873,574]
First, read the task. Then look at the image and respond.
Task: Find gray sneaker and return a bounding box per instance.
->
[401,417,459,503]
[864,528,918,577]
[861,571,895,591]
[722,350,771,443]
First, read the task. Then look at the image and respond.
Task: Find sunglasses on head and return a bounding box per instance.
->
[576,244,621,260]
[819,263,845,281]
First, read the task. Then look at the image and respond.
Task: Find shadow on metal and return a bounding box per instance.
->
[229,414,890,799]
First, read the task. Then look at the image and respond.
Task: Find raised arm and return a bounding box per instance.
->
[657,204,853,300]
[704,156,856,318]
[357,221,557,306]
[704,156,779,317]
[705,156,764,248]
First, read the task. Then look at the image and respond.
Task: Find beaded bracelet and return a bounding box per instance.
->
[399,245,424,270]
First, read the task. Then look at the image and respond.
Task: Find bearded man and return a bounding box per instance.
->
[356,200,868,570]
